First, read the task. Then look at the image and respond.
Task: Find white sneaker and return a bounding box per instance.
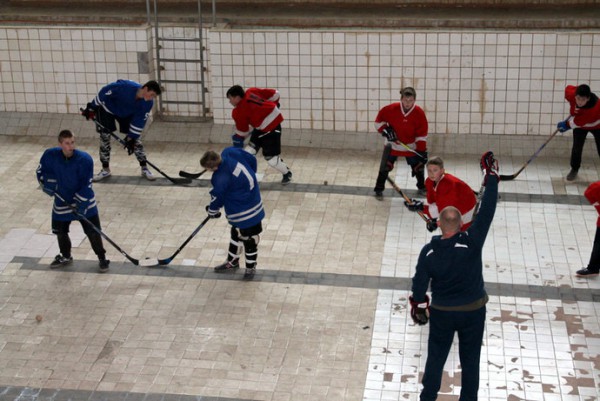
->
[141,167,156,181]
[92,169,111,182]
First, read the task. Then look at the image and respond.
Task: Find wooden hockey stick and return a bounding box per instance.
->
[386,176,432,224]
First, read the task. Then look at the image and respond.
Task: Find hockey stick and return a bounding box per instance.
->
[385,176,432,223]
[138,216,211,267]
[83,110,192,185]
[394,140,427,161]
[499,128,559,181]
[53,192,140,266]
[179,169,207,179]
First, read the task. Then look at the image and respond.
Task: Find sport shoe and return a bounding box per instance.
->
[214,261,239,273]
[417,187,427,196]
[282,171,293,185]
[566,169,578,181]
[92,169,111,182]
[576,267,599,277]
[141,167,156,181]
[374,190,383,201]
[243,268,256,280]
[98,259,110,273]
[50,254,73,268]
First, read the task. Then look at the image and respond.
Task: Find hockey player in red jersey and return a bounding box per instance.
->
[373,87,428,200]
[405,156,477,232]
[226,85,292,185]
[557,84,600,181]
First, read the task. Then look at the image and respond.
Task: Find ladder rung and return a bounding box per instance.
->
[162,100,204,105]
[159,58,203,63]
[161,79,204,84]
[159,37,202,42]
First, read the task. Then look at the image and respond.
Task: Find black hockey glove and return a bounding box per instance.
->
[409,295,430,326]
[426,218,438,232]
[124,136,136,155]
[81,103,98,121]
[381,126,397,142]
[404,199,424,212]
[480,151,499,185]
[205,205,221,219]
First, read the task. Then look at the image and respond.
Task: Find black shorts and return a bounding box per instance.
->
[96,107,132,135]
[233,222,263,237]
[249,125,282,158]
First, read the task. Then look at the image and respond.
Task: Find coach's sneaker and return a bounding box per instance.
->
[566,169,578,181]
[417,187,427,196]
[281,171,293,185]
[98,258,110,273]
[243,268,256,280]
[50,254,73,268]
[576,267,599,277]
[92,168,111,182]
[214,261,239,273]
[141,167,156,181]
[374,190,383,201]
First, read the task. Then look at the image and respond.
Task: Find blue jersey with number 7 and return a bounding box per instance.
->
[208,147,265,229]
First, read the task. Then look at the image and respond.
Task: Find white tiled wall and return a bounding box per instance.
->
[1,25,600,147]
[210,30,600,138]
[0,26,152,114]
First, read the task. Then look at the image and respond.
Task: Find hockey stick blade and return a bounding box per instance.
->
[499,174,516,181]
[138,257,160,267]
[139,216,212,267]
[87,115,191,185]
[179,169,207,179]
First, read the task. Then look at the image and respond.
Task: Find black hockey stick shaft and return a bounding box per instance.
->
[157,216,211,265]
[179,169,207,179]
[53,192,140,265]
[385,176,431,223]
[84,111,191,185]
[499,128,559,181]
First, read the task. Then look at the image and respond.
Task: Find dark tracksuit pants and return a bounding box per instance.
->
[570,128,600,171]
[420,306,486,401]
[588,226,600,272]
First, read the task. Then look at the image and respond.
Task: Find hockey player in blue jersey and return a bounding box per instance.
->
[201,147,265,280]
[36,130,110,272]
[81,79,162,181]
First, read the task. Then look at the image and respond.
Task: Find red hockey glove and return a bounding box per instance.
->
[409,295,430,325]
[480,151,499,185]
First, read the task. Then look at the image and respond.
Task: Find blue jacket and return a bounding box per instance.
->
[36,148,98,221]
[91,79,153,139]
[208,147,265,229]
[411,176,498,308]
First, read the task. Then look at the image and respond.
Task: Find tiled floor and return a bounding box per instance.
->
[0,133,599,401]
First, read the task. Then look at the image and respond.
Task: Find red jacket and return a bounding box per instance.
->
[232,88,283,137]
[584,181,600,227]
[424,173,477,230]
[565,85,600,131]
[374,103,428,157]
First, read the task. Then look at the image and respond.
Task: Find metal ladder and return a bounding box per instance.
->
[148,0,212,120]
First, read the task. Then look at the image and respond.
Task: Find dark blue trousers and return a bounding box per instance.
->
[420,306,486,401]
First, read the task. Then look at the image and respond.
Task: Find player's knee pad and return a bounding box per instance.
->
[242,234,260,253]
